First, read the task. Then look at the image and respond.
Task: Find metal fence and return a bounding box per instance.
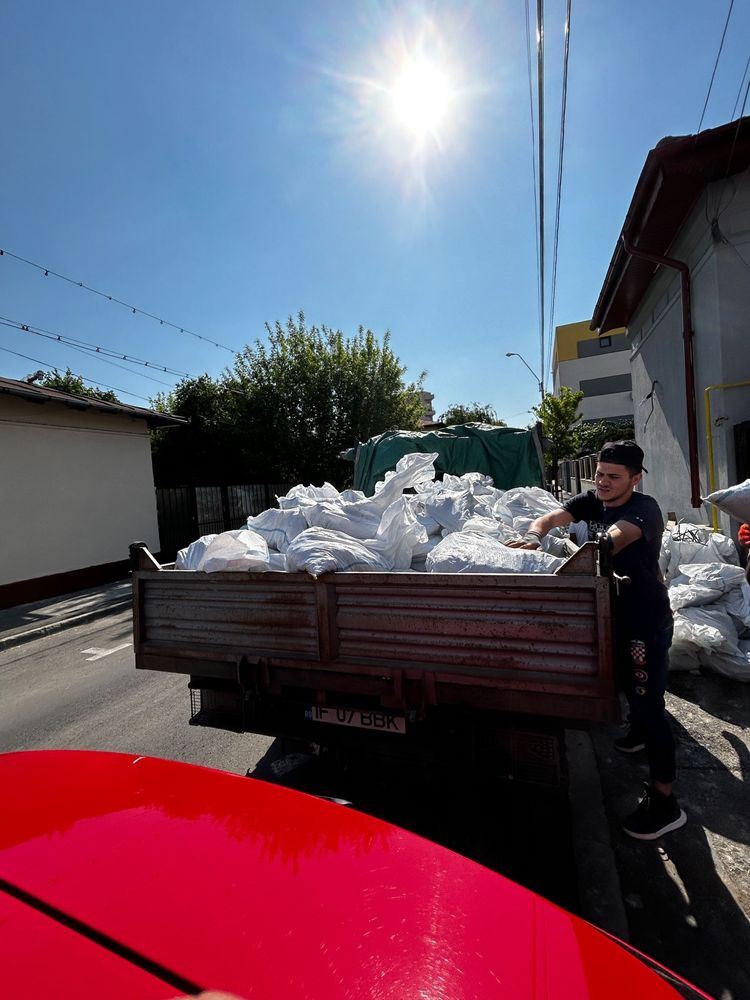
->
[555,454,598,499]
[156,483,293,560]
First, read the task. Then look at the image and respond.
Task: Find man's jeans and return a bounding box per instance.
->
[616,624,676,785]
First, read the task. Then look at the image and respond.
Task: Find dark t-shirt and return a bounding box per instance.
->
[563,490,672,636]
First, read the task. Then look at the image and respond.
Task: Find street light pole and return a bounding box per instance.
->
[506,352,545,404]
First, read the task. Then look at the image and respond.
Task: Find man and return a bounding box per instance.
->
[508,441,686,840]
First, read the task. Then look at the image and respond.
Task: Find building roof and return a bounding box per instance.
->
[591,115,750,333]
[0,376,188,428]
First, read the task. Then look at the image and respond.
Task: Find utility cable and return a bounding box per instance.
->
[696,0,734,134]
[0,315,191,378]
[0,247,236,353]
[546,0,572,390]
[536,0,545,387]
[524,0,542,344]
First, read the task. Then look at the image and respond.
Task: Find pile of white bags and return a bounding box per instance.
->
[664,526,750,680]
[176,453,576,578]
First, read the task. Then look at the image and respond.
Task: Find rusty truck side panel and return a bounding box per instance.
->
[132,543,616,724]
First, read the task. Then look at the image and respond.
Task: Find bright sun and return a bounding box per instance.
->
[390,58,453,138]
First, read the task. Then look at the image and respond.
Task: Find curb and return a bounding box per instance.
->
[0,600,133,653]
[566,728,630,942]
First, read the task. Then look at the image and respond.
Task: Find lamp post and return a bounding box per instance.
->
[506,352,545,404]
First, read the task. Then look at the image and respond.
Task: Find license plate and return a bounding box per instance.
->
[305,704,406,734]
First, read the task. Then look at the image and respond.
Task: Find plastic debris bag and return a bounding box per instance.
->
[703,478,750,523]
[302,501,382,540]
[191,528,270,573]
[671,606,749,681]
[246,507,308,552]
[426,532,563,574]
[286,497,426,577]
[175,534,218,570]
[277,482,340,510]
[668,562,748,611]
[659,523,739,583]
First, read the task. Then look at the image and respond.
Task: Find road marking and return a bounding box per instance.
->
[81,642,132,662]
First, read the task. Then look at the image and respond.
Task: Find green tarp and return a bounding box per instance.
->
[352,423,546,496]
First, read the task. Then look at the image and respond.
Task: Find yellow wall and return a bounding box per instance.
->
[552,320,625,367]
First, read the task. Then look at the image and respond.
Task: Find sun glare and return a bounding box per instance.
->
[390,58,453,138]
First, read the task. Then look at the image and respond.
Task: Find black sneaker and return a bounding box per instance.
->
[614,729,646,754]
[622,785,687,840]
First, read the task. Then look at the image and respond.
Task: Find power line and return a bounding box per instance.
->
[0,315,191,379]
[546,0,572,388]
[0,346,155,403]
[0,247,236,353]
[696,0,734,134]
[524,0,541,344]
[536,0,546,387]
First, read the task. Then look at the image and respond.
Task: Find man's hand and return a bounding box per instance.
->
[506,531,542,550]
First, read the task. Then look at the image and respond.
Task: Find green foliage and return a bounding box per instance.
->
[438,402,506,426]
[38,367,119,403]
[151,313,425,487]
[531,386,584,475]
[574,418,635,458]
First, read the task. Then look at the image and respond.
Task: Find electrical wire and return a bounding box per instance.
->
[0,346,155,403]
[524,0,542,344]
[546,0,572,389]
[536,0,545,387]
[0,316,191,378]
[696,0,735,134]
[0,247,236,353]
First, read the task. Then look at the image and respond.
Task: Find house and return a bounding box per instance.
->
[0,377,187,608]
[552,319,632,421]
[591,116,750,532]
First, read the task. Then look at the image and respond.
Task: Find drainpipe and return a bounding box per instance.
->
[619,234,702,507]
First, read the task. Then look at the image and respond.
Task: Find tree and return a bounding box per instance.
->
[151,313,425,487]
[438,402,506,426]
[151,374,238,486]
[531,386,584,479]
[574,417,635,458]
[37,367,119,403]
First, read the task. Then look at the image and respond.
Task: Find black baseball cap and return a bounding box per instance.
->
[598,440,647,473]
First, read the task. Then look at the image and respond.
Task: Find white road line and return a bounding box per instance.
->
[81,642,132,662]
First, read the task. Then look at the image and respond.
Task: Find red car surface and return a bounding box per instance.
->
[0,750,708,999]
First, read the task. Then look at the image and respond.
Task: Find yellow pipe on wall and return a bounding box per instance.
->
[704,379,750,531]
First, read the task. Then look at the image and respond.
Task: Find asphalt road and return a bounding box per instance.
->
[0,607,577,911]
[0,609,272,773]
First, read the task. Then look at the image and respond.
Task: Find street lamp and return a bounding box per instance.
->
[505,352,545,403]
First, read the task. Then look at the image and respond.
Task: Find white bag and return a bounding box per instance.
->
[426,532,563,574]
[175,534,218,570]
[703,479,750,523]
[277,482,340,510]
[668,562,747,610]
[660,524,739,582]
[671,606,749,681]
[246,507,308,552]
[196,528,270,573]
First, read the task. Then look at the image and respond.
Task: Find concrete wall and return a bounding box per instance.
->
[626,173,750,531]
[554,345,633,420]
[0,396,160,585]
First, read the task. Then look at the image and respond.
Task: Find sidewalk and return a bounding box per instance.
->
[0,580,133,651]
[587,673,750,999]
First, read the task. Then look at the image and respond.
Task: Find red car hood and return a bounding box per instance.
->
[0,750,689,999]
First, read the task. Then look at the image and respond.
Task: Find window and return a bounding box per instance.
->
[599,336,611,348]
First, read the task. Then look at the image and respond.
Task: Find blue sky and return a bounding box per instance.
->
[2,1,749,425]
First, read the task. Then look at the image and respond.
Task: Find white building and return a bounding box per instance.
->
[0,377,186,607]
[552,320,632,421]
[591,117,750,532]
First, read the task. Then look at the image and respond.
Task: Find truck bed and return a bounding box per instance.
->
[131,542,616,726]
